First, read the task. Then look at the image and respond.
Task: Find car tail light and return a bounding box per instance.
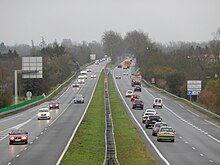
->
[21,136,27,140]
[10,137,15,140]
[147,118,150,120]
[56,104,58,106]
[49,105,52,107]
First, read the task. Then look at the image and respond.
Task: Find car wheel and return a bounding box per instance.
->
[48,117,51,120]
[152,133,155,136]
[9,141,13,145]
[146,125,148,129]
[25,141,28,144]
[161,106,163,108]
[153,105,155,108]
[157,139,160,142]
[171,139,175,142]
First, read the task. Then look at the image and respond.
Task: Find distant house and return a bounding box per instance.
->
[202,54,220,64]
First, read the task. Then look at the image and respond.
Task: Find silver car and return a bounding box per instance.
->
[152,122,167,136]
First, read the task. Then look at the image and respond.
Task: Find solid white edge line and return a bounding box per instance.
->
[113,69,170,165]
[56,67,103,165]
[205,119,220,129]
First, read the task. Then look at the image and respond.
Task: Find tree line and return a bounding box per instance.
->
[101,28,220,114]
[0,28,219,114]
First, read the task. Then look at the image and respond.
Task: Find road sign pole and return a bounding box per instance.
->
[14,70,18,104]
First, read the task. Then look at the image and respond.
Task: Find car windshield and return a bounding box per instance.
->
[149,116,160,120]
[11,130,26,135]
[135,100,142,103]
[75,95,83,99]
[156,123,167,127]
[160,128,173,132]
[39,109,49,112]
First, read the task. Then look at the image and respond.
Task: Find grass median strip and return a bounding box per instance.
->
[108,75,158,165]
[60,72,105,165]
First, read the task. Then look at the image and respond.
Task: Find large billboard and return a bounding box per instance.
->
[22,57,43,78]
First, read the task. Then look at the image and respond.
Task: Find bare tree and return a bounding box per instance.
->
[102,31,123,62]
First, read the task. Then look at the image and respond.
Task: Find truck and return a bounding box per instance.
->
[123,60,132,69]
[131,73,142,87]
[90,54,96,61]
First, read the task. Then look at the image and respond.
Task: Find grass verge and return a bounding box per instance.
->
[108,75,158,165]
[60,72,105,165]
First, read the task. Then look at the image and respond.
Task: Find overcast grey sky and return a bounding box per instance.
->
[0,0,220,45]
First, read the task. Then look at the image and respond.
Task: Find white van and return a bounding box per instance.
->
[153,98,163,108]
[77,75,85,84]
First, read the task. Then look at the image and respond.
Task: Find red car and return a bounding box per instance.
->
[130,95,140,101]
[49,102,59,109]
[9,129,28,145]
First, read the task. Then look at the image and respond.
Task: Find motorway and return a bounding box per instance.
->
[113,65,220,165]
[0,61,106,165]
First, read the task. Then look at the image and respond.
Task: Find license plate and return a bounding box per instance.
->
[15,139,21,141]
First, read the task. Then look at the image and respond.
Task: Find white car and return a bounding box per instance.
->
[142,109,157,123]
[125,90,133,97]
[77,75,85,84]
[83,74,88,79]
[37,108,51,120]
[91,74,97,78]
[153,98,163,108]
[123,71,129,75]
[86,68,92,72]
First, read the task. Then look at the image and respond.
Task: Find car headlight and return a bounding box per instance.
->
[21,136,27,140]
[38,113,41,117]
[10,137,15,140]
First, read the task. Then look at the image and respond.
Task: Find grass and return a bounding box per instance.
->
[108,75,157,165]
[60,72,105,165]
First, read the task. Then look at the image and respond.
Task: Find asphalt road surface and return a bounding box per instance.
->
[113,65,220,165]
[0,61,106,165]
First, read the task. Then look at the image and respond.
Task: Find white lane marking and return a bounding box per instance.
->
[0,114,23,123]
[200,153,204,157]
[205,119,220,129]
[192,147,196,150]
[175,101,184,109]
[16,155,20,158]
[209,160,214,163]
[0,118,33,141]
[144,88,220,144]
[111,71,170,165]
[56,65,104,165]
[7,162,11,165]
[186,109,200,117]
[207,134,220,144]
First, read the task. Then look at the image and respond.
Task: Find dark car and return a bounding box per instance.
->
[118,65,122,68]
[72,83,80,88]
[49,102,59,109]
[145,115,162,128]
[9,129,28,145]
[132,99,144,110]
[130,94,140,101]
[134,85,141,92]
[74,94,84,104]
[131,80,141,87]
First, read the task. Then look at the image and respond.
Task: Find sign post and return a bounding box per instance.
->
[187,80,202,101]
[14,57,43,104]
